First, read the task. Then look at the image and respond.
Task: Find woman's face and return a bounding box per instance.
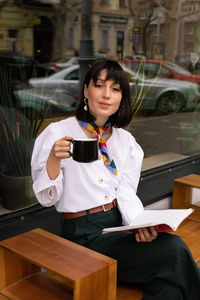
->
[84,69,122,125]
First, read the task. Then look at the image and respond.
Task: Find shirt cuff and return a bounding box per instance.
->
[117,194,144,226]
[33,167,63,206]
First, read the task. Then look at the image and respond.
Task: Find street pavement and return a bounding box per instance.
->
[128,111,200,159]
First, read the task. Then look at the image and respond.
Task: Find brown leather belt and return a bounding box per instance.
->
[63,199,117,220]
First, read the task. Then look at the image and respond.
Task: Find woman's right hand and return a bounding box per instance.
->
[47,136,73,180]
[50,136,73,160]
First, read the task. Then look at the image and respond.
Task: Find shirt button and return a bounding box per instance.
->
[98,178,103,183]
[104,195,110,201]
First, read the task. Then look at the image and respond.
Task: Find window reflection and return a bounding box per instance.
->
[1,0,200,213]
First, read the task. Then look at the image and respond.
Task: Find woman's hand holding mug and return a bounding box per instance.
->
[47,136,73,180]
[50,136,98,162]
[47,136,98,180]
[51,136,74,160]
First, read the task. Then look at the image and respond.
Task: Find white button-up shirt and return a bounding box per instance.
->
[31,117,144,225]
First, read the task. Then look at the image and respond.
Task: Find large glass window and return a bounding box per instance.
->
[1,0,200,215]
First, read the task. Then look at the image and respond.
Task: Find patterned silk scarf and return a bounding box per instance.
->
[79,120,118,176]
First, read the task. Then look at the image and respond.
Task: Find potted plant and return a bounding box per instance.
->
[0,69,48,210]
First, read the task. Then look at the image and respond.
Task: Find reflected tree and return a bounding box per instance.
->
[52,0,81,59]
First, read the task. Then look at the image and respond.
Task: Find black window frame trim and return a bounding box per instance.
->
[138,154,200,206]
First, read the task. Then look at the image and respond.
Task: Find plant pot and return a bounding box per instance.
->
[0,171,37,210]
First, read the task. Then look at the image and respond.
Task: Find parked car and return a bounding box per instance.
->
[119,59,200,86]
[14,89,78,115]
[0,51,55,88]
[44,51,109,71]
[123,66,200,116]
[44,56,79,71]
[21,64,199,117]
[124,55,146,60]
[15,65,80,115]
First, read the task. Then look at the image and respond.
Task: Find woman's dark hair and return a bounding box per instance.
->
[75,59,132,127]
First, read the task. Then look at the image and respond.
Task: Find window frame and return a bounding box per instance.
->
[138,154,200,206]
[1,154,200,230]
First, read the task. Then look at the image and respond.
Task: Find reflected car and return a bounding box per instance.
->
[25,64,199,117]
[14,65,80,115]
[119,59,200,86]
[44,52,109,71]
[124,55,146,60]
[14,89,78,115]
[0,51,55,88]
[44,56,79,71]
[123,66,199,116]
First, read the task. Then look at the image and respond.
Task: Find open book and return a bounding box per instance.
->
[102,208,194,234]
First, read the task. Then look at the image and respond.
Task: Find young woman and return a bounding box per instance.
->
[31,59,200,300]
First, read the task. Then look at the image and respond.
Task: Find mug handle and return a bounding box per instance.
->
[68,140,74,157]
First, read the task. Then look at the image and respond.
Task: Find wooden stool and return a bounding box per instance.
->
[0,228,117,300]
[172,174,200,212]
[172,174,200,267]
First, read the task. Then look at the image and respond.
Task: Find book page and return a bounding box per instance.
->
[130,209,193,229]
[103,208,194,234]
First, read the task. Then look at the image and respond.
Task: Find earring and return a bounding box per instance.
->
[84,98,88,111]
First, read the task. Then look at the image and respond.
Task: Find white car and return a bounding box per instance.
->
[15,66,80,114]
[122,65,200,115]
[22,64,200,116]
[45,57,79,71]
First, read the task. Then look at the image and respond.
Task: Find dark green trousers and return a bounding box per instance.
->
[62,207,200,300]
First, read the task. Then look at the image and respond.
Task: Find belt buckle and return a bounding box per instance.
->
[102,204,111,212]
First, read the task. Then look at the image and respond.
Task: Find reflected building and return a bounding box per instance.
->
[0,0,134,61]
[131,0,200,64]
[0,0,200,63]
[0,1,55,62]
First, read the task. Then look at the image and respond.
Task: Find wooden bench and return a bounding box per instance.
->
[172,173,200,269]
[1,220,200,300]
[172,173,200,210]
[0,174,200,300]
[0,228,117,300]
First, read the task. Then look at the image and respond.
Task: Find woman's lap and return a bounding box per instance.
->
[62,207,200,300]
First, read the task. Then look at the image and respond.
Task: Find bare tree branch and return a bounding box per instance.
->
[154,0,200,20]
[154,0,174,18]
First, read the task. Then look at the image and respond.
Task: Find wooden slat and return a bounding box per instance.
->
[47,271,143,300]
[1,272,73,300]
[172,174,200,209]
[171,218,200,267]
[117,283,143,300]
[174,174,200,188]
[0,294,10,300]
[172,174,200,267]
[0,247,40,290]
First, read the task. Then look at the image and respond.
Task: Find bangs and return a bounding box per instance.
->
[89,60,127,88]
[93,68,122,86]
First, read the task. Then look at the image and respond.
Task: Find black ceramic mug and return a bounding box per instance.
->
[70,139,98,162]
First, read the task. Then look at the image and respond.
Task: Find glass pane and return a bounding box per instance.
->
[1,1,200,214]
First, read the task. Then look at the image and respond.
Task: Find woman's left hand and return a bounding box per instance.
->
[135,226,158,242]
